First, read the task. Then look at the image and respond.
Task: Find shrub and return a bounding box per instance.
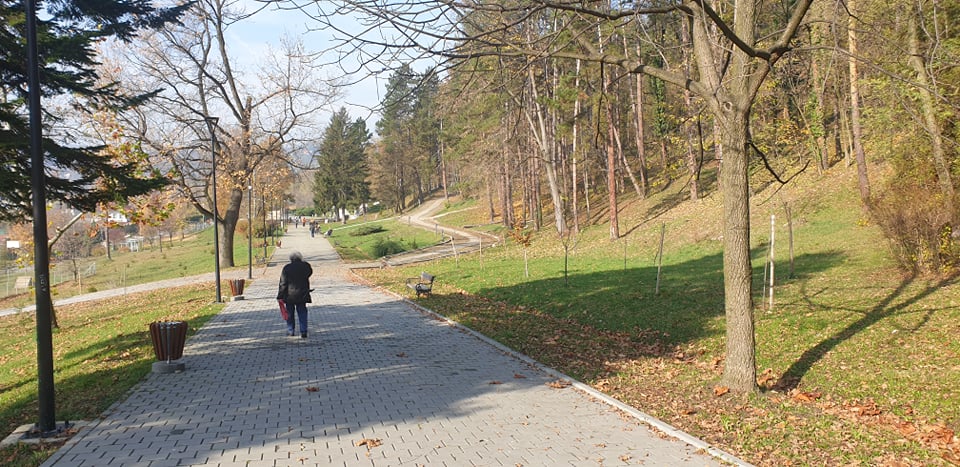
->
[351,224,385,236]
[370,239,404,257]
[871,180,958,273]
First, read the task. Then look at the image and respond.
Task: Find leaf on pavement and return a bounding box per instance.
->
[547,379,571,389]
[355,438,382,449]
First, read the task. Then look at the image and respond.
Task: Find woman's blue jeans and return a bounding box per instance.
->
[285,303,308,335]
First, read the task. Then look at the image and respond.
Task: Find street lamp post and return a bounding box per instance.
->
[247,185,253,280]
[262,191,268,260]
[205,116,222,303]
[25,0,57,433]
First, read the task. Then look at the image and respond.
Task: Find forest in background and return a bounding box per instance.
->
[359,0,960,276]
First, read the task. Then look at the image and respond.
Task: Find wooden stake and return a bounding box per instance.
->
[655,223,665,295]
[768,214,776,311]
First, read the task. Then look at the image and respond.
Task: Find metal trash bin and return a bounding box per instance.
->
[149,321,187,373]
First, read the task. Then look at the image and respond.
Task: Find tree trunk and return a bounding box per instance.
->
[632,61,648,198]
[719,108,756,393]
[908,13,956,226]
[612,107,644,199]
[605,95,620,240]
[500,153,511,227]
[486,172,495,224]
[583,151,591,222]
[607,124,619,240]
[659,140,669,172]
[519,146,530,227]
[684,92,700,201]
[532,138,543,230]
[216,186,244,268]
[848,0,870,204]
[681,20,700,201]
[572,60,582,232]
[808,1,832,172]
[525,66,566,234]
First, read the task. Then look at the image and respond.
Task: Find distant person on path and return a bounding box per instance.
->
[277,251,313,338]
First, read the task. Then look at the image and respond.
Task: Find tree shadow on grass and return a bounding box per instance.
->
[774,272,958,391]
[457,248,844,377]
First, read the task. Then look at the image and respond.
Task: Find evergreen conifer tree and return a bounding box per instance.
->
[313,108,371,217]
[0,0,188,221]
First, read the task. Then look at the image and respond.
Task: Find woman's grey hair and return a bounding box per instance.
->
[289,251,303,262]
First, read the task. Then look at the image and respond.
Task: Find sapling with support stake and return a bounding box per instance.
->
[655,223,665,295]
[764,213,776,311]
[560,229,579,286]
[622,237,628,271]
[784,202,795,279]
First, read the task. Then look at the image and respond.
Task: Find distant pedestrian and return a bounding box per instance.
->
[277,251,313,338]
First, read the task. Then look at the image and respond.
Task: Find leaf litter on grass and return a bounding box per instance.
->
[354,270,958,465]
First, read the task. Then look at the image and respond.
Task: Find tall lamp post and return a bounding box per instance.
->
[26,0,57,433]
[205,116,222,303]
[262,191,268,260]
[247,185,253,279]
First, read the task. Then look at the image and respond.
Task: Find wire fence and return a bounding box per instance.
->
[0,222,209,300]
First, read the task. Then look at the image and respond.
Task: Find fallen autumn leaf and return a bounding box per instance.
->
[355,438,383,449]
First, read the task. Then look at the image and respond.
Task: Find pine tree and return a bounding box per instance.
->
[313,108,371,217]
[0,0,187,221]
[372,65,418,212]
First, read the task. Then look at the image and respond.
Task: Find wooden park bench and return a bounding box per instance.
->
[405,272,435,298]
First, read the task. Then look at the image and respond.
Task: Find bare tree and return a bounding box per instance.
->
[285,0,815,392]
[112,0,339,267]
[848,0,871,204]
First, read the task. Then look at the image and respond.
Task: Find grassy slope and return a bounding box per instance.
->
[356,165,960,466]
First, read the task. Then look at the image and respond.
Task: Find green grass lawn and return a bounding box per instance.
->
[327,218,444,261]
[0,284,223,466]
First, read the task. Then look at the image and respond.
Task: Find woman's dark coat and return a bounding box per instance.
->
[277,259,313,304]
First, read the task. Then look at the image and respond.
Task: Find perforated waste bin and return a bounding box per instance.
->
[149,321,187,362]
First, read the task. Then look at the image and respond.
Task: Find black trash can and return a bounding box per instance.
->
[149,321,188,362]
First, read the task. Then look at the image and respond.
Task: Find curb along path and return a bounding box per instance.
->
[41,224,744,466]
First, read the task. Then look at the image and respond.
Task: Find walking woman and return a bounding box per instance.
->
[277,251,313,338]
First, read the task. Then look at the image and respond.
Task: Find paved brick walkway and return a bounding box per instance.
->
[42,226,746,466]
